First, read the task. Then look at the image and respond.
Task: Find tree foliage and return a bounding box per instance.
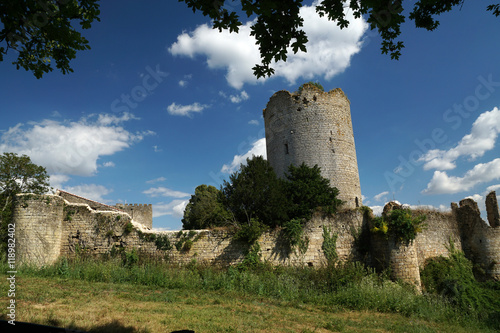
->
[0,152,50,252]
[179,0,500,78]
[221,155,290,228]
[0,0,101,78]
[182,184,231,229]
[285,163,342,220]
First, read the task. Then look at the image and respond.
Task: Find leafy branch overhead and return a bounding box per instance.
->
[0,0,100,78]
[180,0,500,78]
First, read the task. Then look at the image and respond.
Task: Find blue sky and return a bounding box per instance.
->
[1,1,500,230]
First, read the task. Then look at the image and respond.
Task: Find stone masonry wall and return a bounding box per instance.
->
[115,203,153,229]
[15,194,367,267]
[14,194,65,267]
[14,193,500,285]
[263,85,362,209]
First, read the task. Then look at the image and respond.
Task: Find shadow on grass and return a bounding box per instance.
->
[0,319,195,333]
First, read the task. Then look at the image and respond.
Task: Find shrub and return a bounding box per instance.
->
[123,222,134,235]
[182,239,193,252]
[234,218,268,244]
[297,81,324,94]
[421,241,500,319]
[154,235,172,251]
[371,208,426,244]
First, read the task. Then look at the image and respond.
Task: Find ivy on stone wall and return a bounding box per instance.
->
[322,226,338,264]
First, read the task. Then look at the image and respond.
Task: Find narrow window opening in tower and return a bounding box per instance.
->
[329,137,332,142]
[313,95,317,101]
[332,148,335,154]
[297,107,302,111]
[285,143,289,154]
[306,117,309,122]
[355,197,359,208]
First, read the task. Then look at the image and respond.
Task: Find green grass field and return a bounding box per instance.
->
[1,253,498,333]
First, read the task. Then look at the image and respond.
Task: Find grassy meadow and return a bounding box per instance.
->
[1,251,499,333]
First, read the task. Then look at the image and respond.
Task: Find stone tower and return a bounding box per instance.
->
[263,84,362,209]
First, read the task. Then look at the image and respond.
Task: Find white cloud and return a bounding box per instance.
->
[221,138,267,174]
[61,184,113,203]
[97,112,139,126]
[248,120,259,126]
[146,177,166,184]
[373,191,389,202]
[178,74,193,87]
[143,186,190,198]
[370,205,383,216]
[168,1,367,89]
[167,102,208,117]
[422,158,500,195]
[420,107,500,170]
[230,91,249,103]
[370,203,450,217]
[0,114,144,176]
[486,184,500,193]
[153,199,189,218]
[50,174,70,190]
[466,193,483,203]
[103,161,115,168]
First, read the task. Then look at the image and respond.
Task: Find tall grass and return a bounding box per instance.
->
[10,250,499,332]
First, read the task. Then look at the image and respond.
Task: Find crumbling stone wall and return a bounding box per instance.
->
[14,192,500,285]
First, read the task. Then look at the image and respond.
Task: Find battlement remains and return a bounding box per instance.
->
[115,203,153,229]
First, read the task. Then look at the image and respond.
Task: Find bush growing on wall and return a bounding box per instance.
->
[371,208,426,244]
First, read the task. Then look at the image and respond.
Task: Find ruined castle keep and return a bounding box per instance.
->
[264,84,362,208]
[12,86,500,290]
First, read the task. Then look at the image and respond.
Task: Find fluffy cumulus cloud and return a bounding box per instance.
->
[143,187,190,198]
[166,102,208,117]
[168,1,368,89]
[422,158,500,195]
[419,107,500,170]
[153,200,189,219]
[0,114,146,176]
[221,138,267,174]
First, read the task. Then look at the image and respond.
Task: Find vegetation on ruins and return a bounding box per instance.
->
[371,207,427,244]
[184,156,342,250]
[0,152,50,252]
[297,81,324,94]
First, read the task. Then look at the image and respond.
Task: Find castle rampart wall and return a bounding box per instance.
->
[13,192,500,285]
